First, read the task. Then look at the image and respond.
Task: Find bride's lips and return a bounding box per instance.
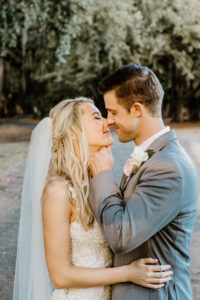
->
[104,130,111,136]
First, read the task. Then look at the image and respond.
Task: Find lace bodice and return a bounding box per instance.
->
[70,219,112,269]
[51,185,112,300]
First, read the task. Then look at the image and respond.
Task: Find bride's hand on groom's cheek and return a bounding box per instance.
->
[127,258,173,289]
[89,146,113,177]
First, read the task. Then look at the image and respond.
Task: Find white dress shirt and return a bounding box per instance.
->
[140,126,170,151]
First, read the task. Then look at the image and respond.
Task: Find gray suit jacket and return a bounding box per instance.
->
[89,130,199,300]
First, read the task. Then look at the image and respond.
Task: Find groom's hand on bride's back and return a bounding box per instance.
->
[90,146,113,177]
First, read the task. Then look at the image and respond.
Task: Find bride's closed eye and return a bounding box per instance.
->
[94,113,101,120]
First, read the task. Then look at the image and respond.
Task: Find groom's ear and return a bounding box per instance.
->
[130,103,143,118]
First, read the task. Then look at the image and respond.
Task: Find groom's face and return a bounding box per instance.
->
[104,90,139,143]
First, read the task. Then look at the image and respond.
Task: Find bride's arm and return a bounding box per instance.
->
[42,181,172,290]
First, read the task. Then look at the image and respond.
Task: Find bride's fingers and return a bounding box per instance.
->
[147,276,172,284]
[141,258,158,264]
[140,258,171,271]
[145,273,173,288]
[145,283,165,289]
[150,264,172,272]
[150,270,173,278]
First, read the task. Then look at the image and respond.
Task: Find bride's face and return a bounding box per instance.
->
[81,102,113,153]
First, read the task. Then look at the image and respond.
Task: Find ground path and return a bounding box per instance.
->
[0,121,199,299]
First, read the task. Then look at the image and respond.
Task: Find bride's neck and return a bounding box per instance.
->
[89,145,102,155]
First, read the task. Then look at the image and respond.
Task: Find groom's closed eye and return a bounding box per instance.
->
[107,110,117,117]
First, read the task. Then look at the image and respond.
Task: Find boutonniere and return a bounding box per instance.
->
[123,146,155,177]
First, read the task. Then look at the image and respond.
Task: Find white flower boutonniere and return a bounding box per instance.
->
[123,146,154,177]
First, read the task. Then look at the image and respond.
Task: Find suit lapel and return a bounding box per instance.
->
[145,129,177,153]
[122,173,134,192]
[120,173,127,191]
[119,130,178,193]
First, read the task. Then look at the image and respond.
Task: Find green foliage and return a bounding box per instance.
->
[128,0,200,121]
[0,0,200,120]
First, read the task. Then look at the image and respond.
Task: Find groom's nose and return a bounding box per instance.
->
[106,118,115,127]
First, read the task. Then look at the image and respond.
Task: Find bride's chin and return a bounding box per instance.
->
[103,141,113,147]
[102,137,113,147]
[106,136,113,146]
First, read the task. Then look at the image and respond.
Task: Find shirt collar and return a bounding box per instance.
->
[140,126,170,151]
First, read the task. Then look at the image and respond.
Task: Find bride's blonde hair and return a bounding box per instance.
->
[47,97,94,229]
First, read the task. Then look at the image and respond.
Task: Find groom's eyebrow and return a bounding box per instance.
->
[106,108,116,113]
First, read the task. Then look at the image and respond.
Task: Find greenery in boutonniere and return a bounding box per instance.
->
[146,149,155,158]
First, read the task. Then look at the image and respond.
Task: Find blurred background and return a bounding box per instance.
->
[0,0,200,299]
[0,0,200,119]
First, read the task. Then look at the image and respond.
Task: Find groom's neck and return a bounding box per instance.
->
[134,116,165,146]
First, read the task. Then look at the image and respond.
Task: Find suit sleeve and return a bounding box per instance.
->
[89,158,182,254]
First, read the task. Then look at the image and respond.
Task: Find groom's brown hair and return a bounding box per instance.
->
[98,64,164,117]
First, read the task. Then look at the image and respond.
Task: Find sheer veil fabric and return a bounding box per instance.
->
[13,118,54,300]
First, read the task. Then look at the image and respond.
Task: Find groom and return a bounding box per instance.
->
[89,64,199,299]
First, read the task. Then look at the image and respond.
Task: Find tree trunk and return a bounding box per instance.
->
[170,64,185,122]
[170,64,178,121]
[21,26,28,94]
[176,97,184,122]
[0,57,3,102]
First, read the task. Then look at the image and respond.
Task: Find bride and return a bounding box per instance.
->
[13,98,172,300]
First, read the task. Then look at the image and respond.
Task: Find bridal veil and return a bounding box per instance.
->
[13,117,54,300]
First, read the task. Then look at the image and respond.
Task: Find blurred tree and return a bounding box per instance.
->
[0,0,134,116]
[127,0,200,121]
[0,0,200,120]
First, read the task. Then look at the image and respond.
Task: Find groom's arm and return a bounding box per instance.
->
[89,159,183,254]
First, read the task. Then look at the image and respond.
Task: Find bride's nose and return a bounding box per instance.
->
[104,118,114,127]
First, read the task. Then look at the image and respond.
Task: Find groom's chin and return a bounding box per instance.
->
[118,136,131,143]
[118,136,129,143]
[117,133,134,143]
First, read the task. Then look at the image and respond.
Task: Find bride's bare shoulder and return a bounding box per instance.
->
[42,179,72,221]
[42,179,70,204]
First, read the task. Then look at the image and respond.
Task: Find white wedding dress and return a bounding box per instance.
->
[13,119,113,300]
[51,187,112,300]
